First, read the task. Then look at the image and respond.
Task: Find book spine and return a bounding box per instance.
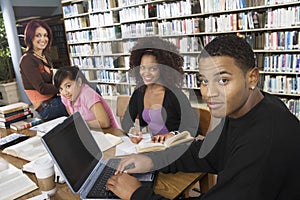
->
[10,119,42,131]
[0,111,32,122]
[0,108,30,118]
[0,105,29,115]
[0,113,33,128]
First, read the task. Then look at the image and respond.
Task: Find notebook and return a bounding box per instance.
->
[41,112,156,200]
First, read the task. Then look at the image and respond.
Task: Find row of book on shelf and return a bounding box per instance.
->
[82,69,201,90]
[263,54,300,73]
[63,0,298,19]
[63,2,299,34]
[72,54,199,70]
[119,4,156,23]
[263,75,300,95]
[97,84,135,96]
[67,30,300,58]
[282,98,300,119]
[71,53,298,74]
[68,36,202,56]
[73,56,130,69]
[0,102,42,130]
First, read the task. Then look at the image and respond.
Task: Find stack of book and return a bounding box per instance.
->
[0,102,42,130]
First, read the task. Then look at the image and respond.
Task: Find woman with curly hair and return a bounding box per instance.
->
[121,37,198,143]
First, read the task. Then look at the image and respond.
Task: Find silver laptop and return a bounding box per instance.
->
[41,112,156,200]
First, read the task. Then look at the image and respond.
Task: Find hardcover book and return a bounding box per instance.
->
[0,102,29,115]
[0,113,33,129]
[10,118,43,131]
[0,108,30,118]
[0,110,32,122]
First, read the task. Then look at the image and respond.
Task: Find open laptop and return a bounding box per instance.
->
[41,112,156,200]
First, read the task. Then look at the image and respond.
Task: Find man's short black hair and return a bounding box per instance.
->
[199,34,256,73]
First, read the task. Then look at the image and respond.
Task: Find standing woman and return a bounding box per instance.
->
[122,37,198,143]
[20,19,68,121]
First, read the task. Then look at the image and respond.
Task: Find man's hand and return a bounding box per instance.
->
[115,154,154,174]
[106,173,142,200]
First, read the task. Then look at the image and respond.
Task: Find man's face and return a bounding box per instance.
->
[198,56,252,119]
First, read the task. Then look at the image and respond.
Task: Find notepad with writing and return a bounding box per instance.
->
[136,131,194,153]
[0,163,38,200]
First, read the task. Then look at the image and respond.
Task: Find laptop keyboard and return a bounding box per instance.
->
[87,158,120,199]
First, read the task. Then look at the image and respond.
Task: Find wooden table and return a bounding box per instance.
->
[0,128,203,200]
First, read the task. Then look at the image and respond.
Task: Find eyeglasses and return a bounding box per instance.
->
[139,65,159,72]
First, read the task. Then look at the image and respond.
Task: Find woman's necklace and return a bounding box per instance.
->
[33,50,46,61]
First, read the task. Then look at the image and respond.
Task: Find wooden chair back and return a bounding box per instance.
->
[193,107,211,136]
[116,95,131,123]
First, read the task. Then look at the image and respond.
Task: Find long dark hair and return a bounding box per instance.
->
[54,66,91,89]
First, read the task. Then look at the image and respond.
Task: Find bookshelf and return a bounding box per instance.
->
[61,0,300,119]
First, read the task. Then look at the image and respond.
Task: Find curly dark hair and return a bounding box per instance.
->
[198,34,256,74]
[129,37,184,89]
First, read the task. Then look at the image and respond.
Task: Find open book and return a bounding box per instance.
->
[30,116,67,136]
[2,136,48,161]
[0,162,38,200]
[136,131,194,153]
[91,130,123,151]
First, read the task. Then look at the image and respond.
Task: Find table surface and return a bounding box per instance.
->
[0,127,203,200]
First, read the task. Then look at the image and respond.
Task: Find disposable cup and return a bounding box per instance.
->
[33,156,56,196]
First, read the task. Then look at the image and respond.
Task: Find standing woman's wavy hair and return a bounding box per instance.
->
[24,19,53,54]
[129,37,184,89]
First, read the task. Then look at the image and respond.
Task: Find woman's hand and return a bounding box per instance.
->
[106,173,142,200]
[128,127,143,144]
[152,133,174,143]
[115,154,154,175]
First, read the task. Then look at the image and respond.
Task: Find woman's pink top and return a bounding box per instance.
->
[61,84,119,128]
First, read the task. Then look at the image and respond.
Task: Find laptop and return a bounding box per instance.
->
[41,112,156,200]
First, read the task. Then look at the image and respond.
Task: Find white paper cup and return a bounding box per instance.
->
[33,157,57,196]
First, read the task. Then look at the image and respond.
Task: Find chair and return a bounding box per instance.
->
[189,106,217,195]
[116,95,131,123]
[193,106,211,136]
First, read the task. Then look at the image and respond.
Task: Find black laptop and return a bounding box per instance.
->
[41,112,156,200]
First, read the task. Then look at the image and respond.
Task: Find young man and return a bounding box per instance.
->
[106,35,300,200]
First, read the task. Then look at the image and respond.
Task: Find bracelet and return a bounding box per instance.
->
[170,131,180,135]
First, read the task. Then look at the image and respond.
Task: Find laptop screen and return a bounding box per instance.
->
[42,112,102,192]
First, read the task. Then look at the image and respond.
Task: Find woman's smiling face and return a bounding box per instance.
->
[139,55,160,85]
[32,26,48,51]
[59,77,82,102]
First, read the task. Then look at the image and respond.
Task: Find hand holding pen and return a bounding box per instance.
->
[128,126,143,144]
